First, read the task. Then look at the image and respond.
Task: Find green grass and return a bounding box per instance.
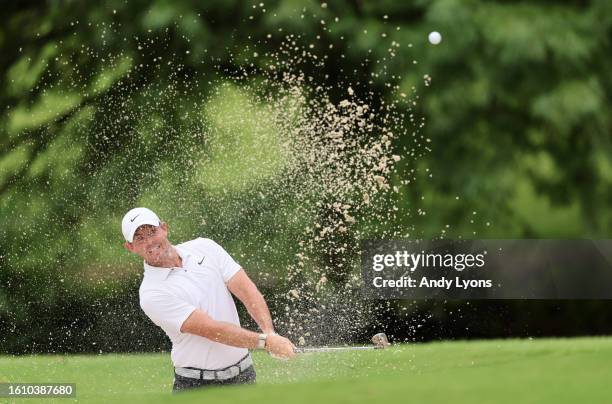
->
[1,337,611,403]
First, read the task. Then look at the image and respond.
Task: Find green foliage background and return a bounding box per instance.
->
[1,0,611,353]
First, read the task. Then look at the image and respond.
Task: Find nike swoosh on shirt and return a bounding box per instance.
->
[198,257,205,265]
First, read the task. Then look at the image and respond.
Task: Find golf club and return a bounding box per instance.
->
[294,333,390,353]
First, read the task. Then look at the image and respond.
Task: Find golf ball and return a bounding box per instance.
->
[428,31,442,45]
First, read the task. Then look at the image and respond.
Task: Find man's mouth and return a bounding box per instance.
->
[148,245,161,257]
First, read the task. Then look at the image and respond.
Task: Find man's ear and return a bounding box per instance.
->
[160,222,168,232]
[124,241,134,252]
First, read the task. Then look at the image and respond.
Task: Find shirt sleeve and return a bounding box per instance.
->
[140,290,196,336]
[201,238,242,282]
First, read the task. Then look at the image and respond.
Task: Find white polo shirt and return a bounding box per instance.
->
[138,237,249,370]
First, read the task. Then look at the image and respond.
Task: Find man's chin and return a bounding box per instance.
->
[145,257,162,267]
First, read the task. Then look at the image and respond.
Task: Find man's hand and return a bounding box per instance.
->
[265,334,296,359]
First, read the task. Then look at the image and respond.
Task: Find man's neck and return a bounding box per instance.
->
[147,245,182,269]
[169,246,183,268]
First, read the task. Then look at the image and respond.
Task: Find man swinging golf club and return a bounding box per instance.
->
[121,207,296,392]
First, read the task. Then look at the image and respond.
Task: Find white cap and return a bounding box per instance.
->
[121,207,161,242]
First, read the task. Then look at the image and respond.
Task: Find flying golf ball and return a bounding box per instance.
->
[428,31,442,45]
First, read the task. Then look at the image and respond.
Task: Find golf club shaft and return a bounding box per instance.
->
[294,345,382,353]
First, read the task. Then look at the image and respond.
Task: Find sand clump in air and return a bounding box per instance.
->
[213,29,426,345]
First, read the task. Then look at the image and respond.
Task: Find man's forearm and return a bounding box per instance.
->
[184,311,261,349]
[227,270,276,333]
[181,309,295,358]
[243,290,275,333]
[207,321,261,349]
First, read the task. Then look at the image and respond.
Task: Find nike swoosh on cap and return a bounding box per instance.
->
[130,214,140,222]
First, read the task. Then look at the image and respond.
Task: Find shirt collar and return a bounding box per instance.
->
[143,245,192,281]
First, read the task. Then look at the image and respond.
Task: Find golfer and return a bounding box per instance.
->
[121,207,296,392]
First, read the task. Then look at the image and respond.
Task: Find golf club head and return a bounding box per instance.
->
[371,333,391,348]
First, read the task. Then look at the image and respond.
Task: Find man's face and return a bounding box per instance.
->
[124,223,171,265]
